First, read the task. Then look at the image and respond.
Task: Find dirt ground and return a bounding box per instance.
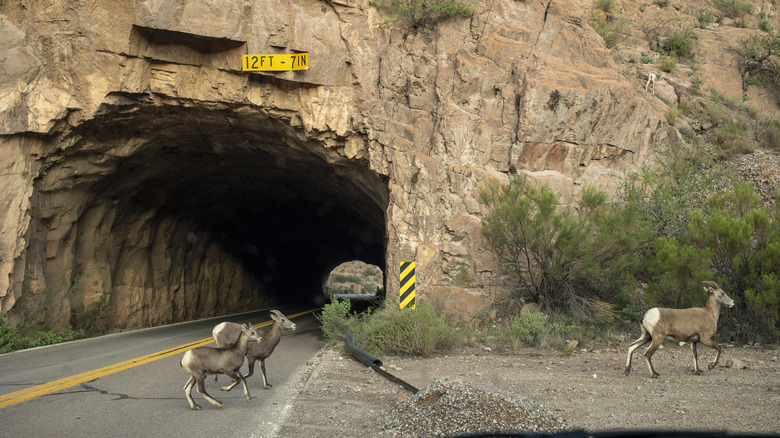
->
[273,342,780,437]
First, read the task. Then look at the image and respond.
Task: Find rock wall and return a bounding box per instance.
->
[0,0,678,330]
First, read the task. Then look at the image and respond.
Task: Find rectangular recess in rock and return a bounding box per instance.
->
[130,25,246,70]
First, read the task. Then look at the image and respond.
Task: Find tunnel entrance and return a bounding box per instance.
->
[23,101,387,331]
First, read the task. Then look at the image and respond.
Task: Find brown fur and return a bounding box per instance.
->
[625,281,734,378]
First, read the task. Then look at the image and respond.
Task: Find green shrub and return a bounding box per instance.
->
[641,55,654,64]
[499,311,549,349]
[710,88,749,112]
[318,299,358,342]
[688,183,780,342]
[713,119,753,156]
[592,18,630,49]
[479,176,652,321]
[678,98,690,114]
[0,312,85,354]
[739,33,780,91]
[659,56,677,72]
[713,0,754,19]
[357,303,457,356]
[663,30,694,59]
[697,10,714,28]
[455,264,476,287]
[654,0,669,7]
[370,0,475,29]
[618,146,719,239]
[759,119,780,151]
[665,106,681,124]
[590,0,630,48]
[331,273,362,284]
[644,237,714,308]
[593,0,615,15]
[678,126,697,143]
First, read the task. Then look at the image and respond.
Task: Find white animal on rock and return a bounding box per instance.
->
[180,323,261,410]
[645,73,656,95]
[625,281,734,378]
[213,309,297,389]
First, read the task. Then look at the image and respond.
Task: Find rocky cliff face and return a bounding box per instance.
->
[0,0,762,330]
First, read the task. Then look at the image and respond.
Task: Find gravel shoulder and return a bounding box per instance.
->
[275,343,780,437]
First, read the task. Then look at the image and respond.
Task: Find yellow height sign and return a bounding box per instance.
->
[400,261,416,309]
[242,53,308,71]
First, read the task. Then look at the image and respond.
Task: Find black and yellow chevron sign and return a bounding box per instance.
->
[400,261,416,309]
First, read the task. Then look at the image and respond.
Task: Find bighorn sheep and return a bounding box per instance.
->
[180,323,261,410]
[625,281,735,378]
[645,73,656,95]
[213,309,297,389]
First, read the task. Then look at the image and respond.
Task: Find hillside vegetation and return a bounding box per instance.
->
[323,0,780,355]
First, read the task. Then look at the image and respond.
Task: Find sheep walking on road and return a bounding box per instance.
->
[180,323,261,410]
[625,281,735,378]
[213,309,297,389]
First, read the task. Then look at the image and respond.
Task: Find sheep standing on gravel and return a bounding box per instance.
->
[625,281,735,378]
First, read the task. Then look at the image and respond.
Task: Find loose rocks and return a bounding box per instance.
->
[382,378,572,437]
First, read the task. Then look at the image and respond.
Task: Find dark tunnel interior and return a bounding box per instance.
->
[58,104,388,320]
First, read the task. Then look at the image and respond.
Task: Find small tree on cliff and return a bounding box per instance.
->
[478,175,650,321]
[370,0,475,30]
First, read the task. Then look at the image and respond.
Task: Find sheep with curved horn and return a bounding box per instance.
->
[213,309,297,389]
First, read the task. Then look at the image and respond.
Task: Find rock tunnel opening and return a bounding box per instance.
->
[23,103,388,331]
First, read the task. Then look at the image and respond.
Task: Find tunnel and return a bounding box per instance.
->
[22,98,388,331]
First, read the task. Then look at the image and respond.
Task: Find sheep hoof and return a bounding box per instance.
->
[708,363,716,371]
[245,396,252,402]
[264,384,273,389]
[624,368,631,376]
[220,386,231,391]
[191,405,201,410]
[651,373,660,378]
[694,370,703,375]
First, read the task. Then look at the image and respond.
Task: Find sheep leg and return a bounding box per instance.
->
[625,326,651,375]
[224,370,252,401]
[184,376,200,410]
[195,376,223,407]
[700,337,723,371]
[643,338,663,378]
[220,372,241,392]
[690,342,702,375]
[260,359,273,389]
[243,358,256,379]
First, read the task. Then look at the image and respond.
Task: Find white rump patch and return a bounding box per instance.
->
[643,308,661,331]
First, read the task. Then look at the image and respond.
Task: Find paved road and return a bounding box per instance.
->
[0,307,324,437]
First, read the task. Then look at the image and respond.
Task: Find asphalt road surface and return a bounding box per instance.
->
[0,306,324,437]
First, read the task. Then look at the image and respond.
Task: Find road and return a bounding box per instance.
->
[0,307,324,437]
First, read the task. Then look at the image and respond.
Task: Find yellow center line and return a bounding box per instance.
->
[0,309,317,409]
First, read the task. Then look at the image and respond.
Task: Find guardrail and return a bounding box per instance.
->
[345,332,419,394]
